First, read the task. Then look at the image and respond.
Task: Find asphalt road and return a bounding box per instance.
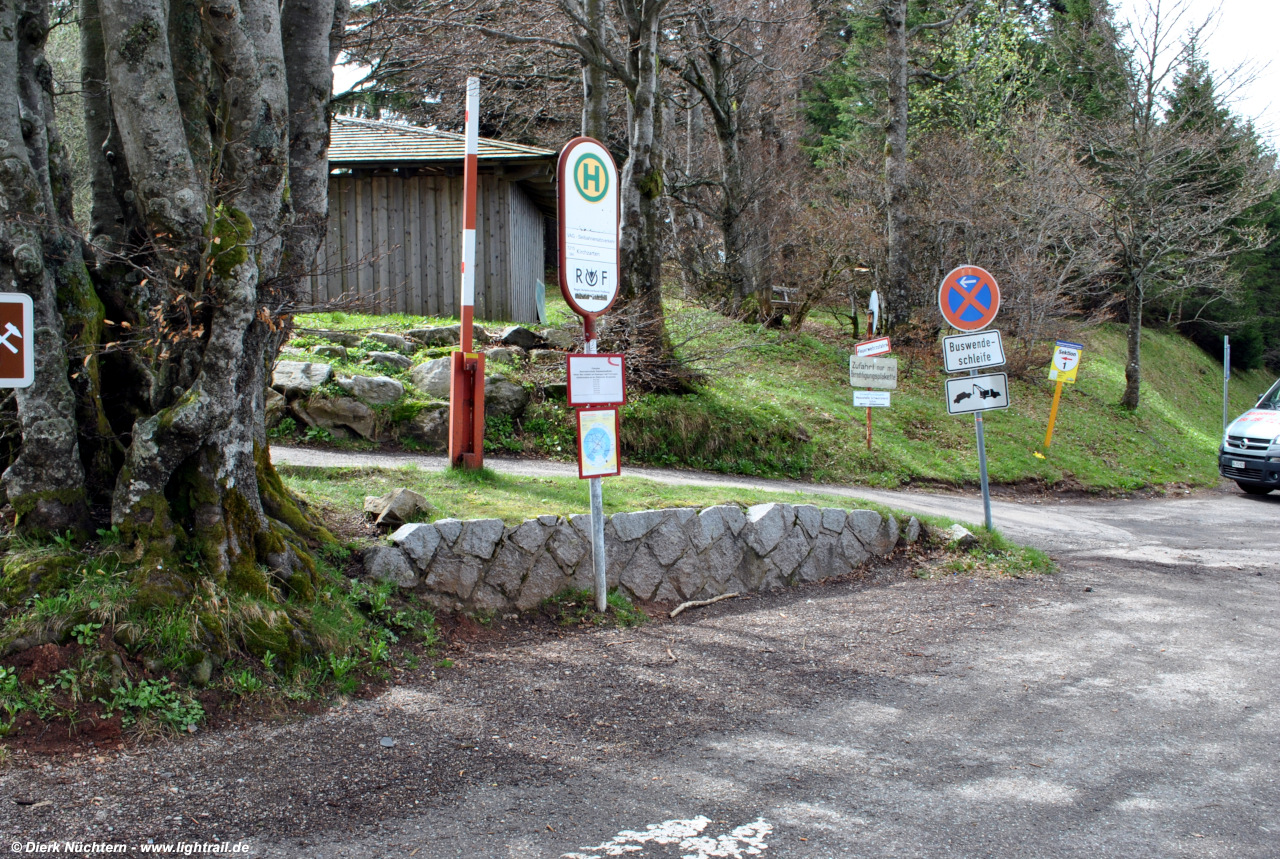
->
[5,450,1277,857]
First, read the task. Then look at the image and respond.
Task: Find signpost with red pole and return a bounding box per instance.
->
[448,77,486,470]
[559,137,621,612]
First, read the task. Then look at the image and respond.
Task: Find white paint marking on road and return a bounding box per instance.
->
[562,816,772,859]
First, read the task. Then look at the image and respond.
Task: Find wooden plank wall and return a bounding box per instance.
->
[312,172,543,322]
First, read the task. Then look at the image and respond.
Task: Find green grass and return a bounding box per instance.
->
[0,538,444,739]
[540,588,648,627]
[295,291,579,334]
[625,313,1273,491]
[294,296,1272,492]
[278,463,905,525]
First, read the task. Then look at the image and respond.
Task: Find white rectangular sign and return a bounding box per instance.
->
[854,391,891,408]
[567,354,625,407]
[558,139,620,317]
[849,356,898,390]
[855,337,892,358]
[943,330,1005,373]
[945,373,1010,415]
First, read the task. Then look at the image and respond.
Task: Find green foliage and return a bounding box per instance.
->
[302,425,333,444]
[621,391,814,477]
[269,417,299,439]
[101,678,204,731]
[483,414,523,453]
[541,588,648,628]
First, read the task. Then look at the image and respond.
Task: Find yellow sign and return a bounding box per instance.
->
[1048,341,1082,384]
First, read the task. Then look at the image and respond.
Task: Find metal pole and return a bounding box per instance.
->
[449,77,484,469]
[865,388,872,450]
[460,77,479,355]
[584,332,608,612]
[971,369,993,531]
[1223,335,1231,434]
[1044,378,1065,449]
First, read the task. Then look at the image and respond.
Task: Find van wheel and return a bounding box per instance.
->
[1237,481,1274,496]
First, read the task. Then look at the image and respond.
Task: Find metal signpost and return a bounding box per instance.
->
[938,265,1003,531]
[851,341,895,449]
[448,77,486,470]
[1223,335,1231,434]
[1043,340,1083,449]
[0,293,34,388]
[558,136,621,612]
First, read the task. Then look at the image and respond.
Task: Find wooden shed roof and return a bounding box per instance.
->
[329,116,556,165]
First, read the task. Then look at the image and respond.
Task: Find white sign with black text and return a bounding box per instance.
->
[849,356,898,390]
[854,391,891,408]
[567,354,626,407]
[942,330,1006,373]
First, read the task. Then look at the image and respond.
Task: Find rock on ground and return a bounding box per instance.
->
[364,488,435,529]
[484,376,530,419]
[366,351,412,371]
[404,407,449,449]
[365,332,414,353]
[336,374,404,405]
[499,326,545,351]
[272,361,332,396]
[295,397,377,440]
[410,357,452,399]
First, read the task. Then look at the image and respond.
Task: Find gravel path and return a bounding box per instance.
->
[3,450,1276,857]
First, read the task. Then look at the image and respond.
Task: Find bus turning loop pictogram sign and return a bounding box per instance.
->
[938,265,1001,332]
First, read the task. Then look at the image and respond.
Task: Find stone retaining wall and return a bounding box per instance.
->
[361,503,921,613]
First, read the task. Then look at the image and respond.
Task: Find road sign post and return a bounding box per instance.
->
[449,77,485,470]
[1043,341,1083,449]
[1223,336,1231,435]
[938,266,1002,531]
[850,343,895,450]
[559,136,621,613]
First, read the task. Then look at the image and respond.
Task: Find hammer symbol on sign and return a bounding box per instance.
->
[0,322,22,354]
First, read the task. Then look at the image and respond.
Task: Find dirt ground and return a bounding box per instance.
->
[2,478,1276,858]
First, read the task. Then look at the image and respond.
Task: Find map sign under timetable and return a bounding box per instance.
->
[849,356,898,390]
[576,407,621,479]
[558,138,620,318]
[942,330,1005,373]
[945,373,1011,415]
[567,354,626,407]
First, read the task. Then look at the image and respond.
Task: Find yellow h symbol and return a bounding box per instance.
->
[575,153,608,202]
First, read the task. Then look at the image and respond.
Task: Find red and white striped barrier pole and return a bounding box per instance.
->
[449,77,485,469]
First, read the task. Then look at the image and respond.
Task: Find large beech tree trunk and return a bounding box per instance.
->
[611,0,677,385]
[0,0,345,605]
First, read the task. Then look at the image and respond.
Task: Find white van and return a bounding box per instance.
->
[1219,377,1280,495]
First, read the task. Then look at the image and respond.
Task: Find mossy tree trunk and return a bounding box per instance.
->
[612,0,677,384]
[0,0,345,603]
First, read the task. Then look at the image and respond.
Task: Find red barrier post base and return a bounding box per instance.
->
[448,351,486,469]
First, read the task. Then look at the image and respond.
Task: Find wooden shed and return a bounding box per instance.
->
[310,116,556,323]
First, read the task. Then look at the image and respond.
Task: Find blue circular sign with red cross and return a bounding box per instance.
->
[938,265,1000,332]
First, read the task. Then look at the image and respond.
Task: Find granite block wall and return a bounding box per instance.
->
[361,502,921,613]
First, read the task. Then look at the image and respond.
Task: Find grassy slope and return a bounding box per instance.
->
[674,317,1273,490]
[293,300,1274,492]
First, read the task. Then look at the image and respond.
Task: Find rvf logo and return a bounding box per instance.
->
[0,293,33,388]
